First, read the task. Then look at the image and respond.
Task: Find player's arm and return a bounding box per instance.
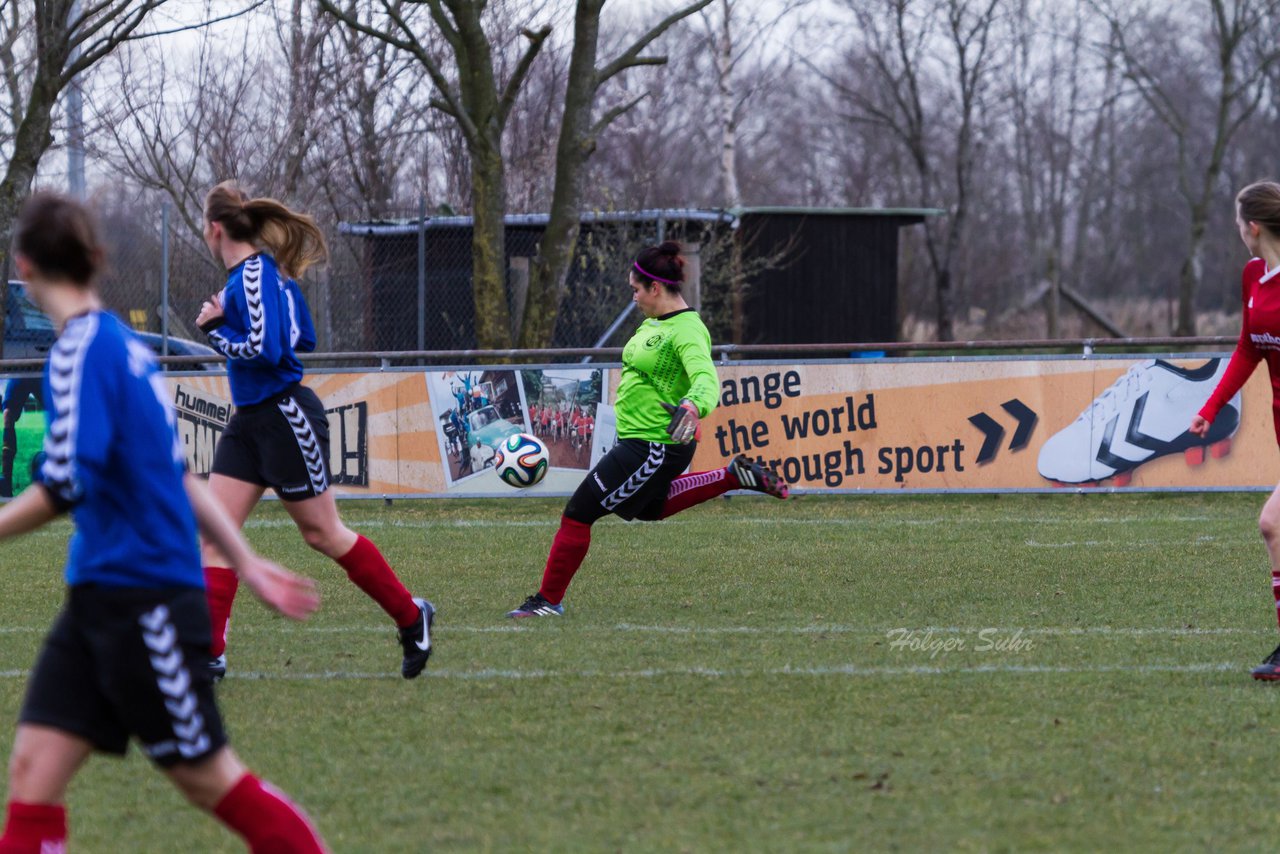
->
[1194,261,1265,434]
[206,265,284,364]
[184,473,318,621]
[285,279,317,352]
[662,327,720,443]
[0,485,60,539]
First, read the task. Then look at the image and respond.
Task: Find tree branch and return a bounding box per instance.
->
[317,0,477,142]
[590,92,648,137]
[596,0,714,86]
[497,25,552,126]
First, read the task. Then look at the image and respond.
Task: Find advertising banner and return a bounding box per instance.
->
[166,366,608,498]
[0,355,1272,501]
[683,356,1277,491]
[170,371,445,495]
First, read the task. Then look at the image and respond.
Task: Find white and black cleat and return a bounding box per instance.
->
[1037,358,1239,485]
[398,598,435,679]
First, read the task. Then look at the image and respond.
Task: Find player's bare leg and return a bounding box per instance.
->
[284,491,434,679]
[1253,483,1280,679]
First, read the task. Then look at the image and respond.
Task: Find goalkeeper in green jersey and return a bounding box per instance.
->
[507,242,788,618]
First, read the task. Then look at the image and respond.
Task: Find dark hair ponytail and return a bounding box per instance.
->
[633,241,685,292]
[1238,181,1280,239]
[15,192,104,286]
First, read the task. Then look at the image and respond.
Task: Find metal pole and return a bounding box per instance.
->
[67,0,84,198]
[161,203,170,355]
[417,197,426,351]
[581,302,636,363]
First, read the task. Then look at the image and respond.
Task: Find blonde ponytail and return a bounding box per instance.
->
[204,181,329,278]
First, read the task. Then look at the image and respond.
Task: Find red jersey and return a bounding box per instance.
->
[1200,257,1280,442]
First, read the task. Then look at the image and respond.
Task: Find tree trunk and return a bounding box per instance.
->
[470,142,513,349]
[0,73,61,358]
[935,267,954,341]
[716,0,741,209]
[1176,220,1205,336]
[519,0,603,349]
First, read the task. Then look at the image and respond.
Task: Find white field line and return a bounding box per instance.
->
[0,663,1243,681]
[0,623,1245,637]
[1023,536,1253,547]
[15,515,1230,533]
[232,515,1225,530]
[0,623,1254,637]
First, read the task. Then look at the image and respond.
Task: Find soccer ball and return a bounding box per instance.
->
[493,433,549,488]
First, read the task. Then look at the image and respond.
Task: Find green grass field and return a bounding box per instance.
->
[0,492,1278,852]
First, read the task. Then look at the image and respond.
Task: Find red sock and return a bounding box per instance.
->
[0,801,66,853]
[214,774,327,853]
[205,566,239,658]
[658,468,735,519]
[336,536,419,628]
[1271,570,1280,629]
[538,517,592,605]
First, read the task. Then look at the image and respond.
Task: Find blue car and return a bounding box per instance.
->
[6,280,218,368]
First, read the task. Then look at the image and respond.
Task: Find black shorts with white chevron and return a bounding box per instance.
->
[212,383,331,501]
[565,437,696,523]
[20,585,226,767]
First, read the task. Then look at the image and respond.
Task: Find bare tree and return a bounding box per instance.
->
[319,0,713,349]
[1006,0,1120,336]
[1095,0,1280,334]
[697,0,807,341]
[518,0,715,348]
[317,0,554,349]
[0,0,177,280]
[826,0,1002,340]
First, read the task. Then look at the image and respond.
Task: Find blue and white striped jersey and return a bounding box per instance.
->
[207,253,315,406]
[40,311,202,589]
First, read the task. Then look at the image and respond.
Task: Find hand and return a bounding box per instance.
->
[661,399,701,444]
[237,556,320,621]
[1189,415,1211,438]
[196,291,224,332]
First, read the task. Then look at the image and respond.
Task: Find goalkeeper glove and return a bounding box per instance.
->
[661,399,701,444]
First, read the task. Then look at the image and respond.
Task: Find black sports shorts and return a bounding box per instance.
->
[212,384,331,501]
[20,585,227,768]
[565,437,696,524]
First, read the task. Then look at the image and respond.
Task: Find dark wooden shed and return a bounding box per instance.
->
[338,207,934,351]
[733,207,935,346]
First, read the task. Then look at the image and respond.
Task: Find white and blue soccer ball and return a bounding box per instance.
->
[493,432,549,488]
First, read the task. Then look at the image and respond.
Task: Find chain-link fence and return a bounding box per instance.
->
[36,203,739,360]
[331,209,733,353]
[17,198,849,358]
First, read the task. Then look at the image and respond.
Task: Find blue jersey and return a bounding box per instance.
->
[39,312,202,589]
[207,254,314,406]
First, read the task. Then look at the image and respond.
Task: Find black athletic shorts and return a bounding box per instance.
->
[565,437,697,523]
[20,585,227,768]
[212,384,331,501]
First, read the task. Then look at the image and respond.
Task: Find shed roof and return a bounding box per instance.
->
[338,206,940,237]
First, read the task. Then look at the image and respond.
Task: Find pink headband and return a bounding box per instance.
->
[634,261,680,286]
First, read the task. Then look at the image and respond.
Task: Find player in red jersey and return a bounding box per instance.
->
[1192,180,1280,679]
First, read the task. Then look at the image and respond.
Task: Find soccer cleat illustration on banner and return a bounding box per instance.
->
[1036,358,1239,486]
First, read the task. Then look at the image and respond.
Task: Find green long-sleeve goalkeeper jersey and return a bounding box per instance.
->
[614,308,720,442]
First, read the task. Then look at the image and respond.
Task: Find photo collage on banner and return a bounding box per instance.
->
[423,367,609,494]
[0,375,45,498]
